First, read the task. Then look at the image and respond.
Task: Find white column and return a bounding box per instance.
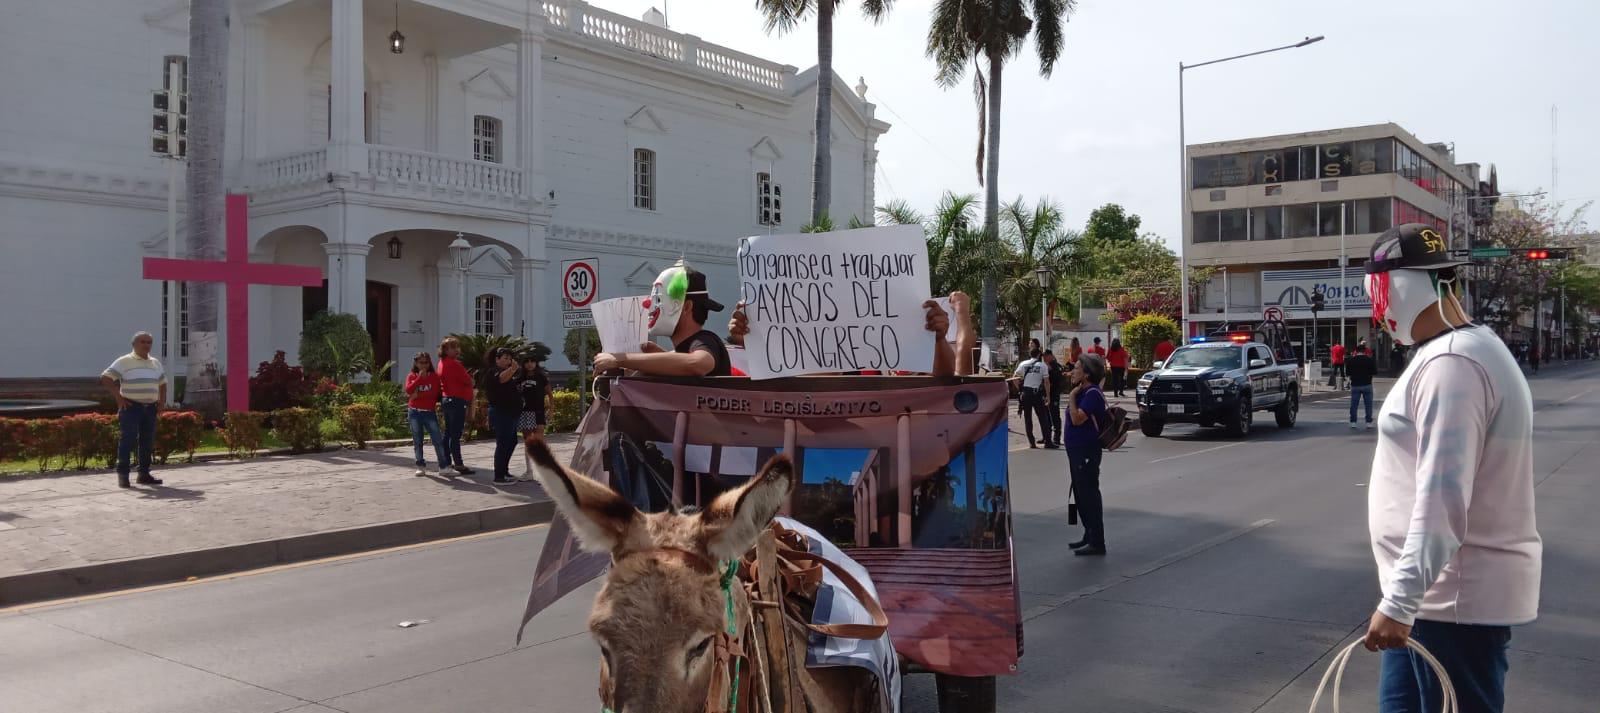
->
[515,26,545,199]
[515,257,550,343]
[324,243,371,324]
[423,53,439,152]
[330,0,367,175]
[241,17,267,181]
[249,251,276,366]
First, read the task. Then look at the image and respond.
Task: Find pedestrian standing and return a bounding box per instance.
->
[1346,344,1377,430]
[1010,349,1052,449]
[1064,353,1109,557]
[403,352,447,476]
[436,337,475,475]
[483,347,522,485]
[1153,337,1176,365]
[1328,340,1347,388]
[1389,343,1406,376]
[1106,338,1129,397]
[99,331,165,488]
[1042,350,1065,449]
[1068,337,1084,366]
[1088,336,1106,358]
[515,353,553,481]
[1361,224,1541,713]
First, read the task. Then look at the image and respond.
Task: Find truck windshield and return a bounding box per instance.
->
[1164,347,1243,370]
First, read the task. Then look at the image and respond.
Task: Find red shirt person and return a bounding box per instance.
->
[403,352,447,475]
[434,337,476,475]
[1154,338,1177,364]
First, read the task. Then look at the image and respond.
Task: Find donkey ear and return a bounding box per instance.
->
[525,436,638,553]
[701,453,795,562]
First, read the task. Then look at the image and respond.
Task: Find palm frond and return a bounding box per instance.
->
[859,0,894,22]
[756,0,814,35]
[926,0,976,87]
[876,199,923,227]
[1030,0,1074,76]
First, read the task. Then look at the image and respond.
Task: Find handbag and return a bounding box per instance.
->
[1308,639,1458,713]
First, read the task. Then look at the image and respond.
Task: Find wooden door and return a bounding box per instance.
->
[366,281,394,378]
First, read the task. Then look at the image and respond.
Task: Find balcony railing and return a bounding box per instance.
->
[254,147,327,189]
[367,146,523,197]
[542,0,789,92]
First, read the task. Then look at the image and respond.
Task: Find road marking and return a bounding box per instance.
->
[1021,518,1274,623]
[1147,441,1245,464]
[0,523,550,614]
[1535,387,1595,415]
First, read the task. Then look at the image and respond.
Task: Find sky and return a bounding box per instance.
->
[589,0,1598,248]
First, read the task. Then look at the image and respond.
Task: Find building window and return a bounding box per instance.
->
[1352,138,1393,175]
[1219,209,1248,242]
[633,148,656,210]
[1192,211,1220,243]
[1353,198,1392,235]
[473,295,499,335]
[757,171,782,225]
[1285,203,1318,239]
[473,115,501,163]
[160,282,189,358]
[1251,206,1283,241]
[1319,202,1349,236]
[1320,143,1352,178]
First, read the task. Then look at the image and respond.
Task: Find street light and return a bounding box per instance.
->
[1035,266,1052,349]
[450,232,472,333]
[1178,35,1325,338]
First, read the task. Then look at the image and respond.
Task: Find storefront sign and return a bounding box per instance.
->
[1261,268,1370,318]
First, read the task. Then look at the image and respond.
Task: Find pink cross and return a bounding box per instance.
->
[144,194,325,413]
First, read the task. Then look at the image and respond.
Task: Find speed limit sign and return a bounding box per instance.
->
[562,258,598,307]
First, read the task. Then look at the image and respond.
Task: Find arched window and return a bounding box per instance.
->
[473,295,500,335]
[473,115,501,163]
[633,148,656,210]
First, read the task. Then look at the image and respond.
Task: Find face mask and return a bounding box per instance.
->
[1366,269,1439,345]
[642,265,689,337]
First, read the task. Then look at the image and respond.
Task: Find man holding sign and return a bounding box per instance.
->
[592,261,732,377]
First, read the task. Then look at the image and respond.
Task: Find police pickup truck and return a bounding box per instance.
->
[1136,336,1299,438]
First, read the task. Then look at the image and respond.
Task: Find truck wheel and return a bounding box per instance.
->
[1274,388,1299,428]
[1141,418,1165,437]
[1224,395,1252,437]
[936,673,997,713]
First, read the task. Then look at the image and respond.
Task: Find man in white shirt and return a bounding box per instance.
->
[1361,224,1541,713]
[1010,349,1052,448]
[100,331,167,488]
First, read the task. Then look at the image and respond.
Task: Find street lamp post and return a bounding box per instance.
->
[1035,266,1052,351]
[1179,35,1324,338]
[449,233,472,335]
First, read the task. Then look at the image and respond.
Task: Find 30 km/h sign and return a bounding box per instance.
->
[562,258,598,307]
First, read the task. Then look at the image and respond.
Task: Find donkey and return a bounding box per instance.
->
[525,437,875,713]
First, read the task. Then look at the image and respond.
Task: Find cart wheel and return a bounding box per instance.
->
[935,673,996,713]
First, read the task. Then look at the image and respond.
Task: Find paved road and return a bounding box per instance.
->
[4,364,1597,712]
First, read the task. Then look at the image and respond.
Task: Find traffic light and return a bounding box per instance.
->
[1524,248,1566,260]
[1310,290,1326,314]
[150,88,187,158]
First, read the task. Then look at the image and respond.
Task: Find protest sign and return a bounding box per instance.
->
[589,296,649,354]
[737,225,933,379]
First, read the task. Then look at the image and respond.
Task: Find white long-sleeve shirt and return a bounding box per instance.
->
[1368,325,1542,626]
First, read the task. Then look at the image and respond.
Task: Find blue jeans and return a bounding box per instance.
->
[439,397,468,468]
[488,404,520,478]
[408,408,446,468]
[1379,619,1511,713]
[117,402,158,478]
[1350,384,1374,423]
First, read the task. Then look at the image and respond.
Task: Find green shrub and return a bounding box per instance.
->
[272,407,324,453]
[25,419,66,471]
[299,312,373,382]
[60,414,117,470]
[155,410,204,464]
[562,328,599,367]
[450,333,529,388]
[1123,314,1182,369]
[548,389,583,433]
[352,381,407,435]
[0,417,27,462]
[319,418,344,443]
[338,403,379,449]
[309,378,356,419]
[222,412,267,459]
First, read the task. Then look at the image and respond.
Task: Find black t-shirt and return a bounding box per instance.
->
[675,330,732,377]
[485,367,522,409]
[518,370,549,412]
[1345,354,1378,386]
[1046,360,1066,396]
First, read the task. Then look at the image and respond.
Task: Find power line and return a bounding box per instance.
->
[864,89,970,176]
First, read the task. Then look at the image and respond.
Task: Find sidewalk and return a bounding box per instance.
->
[0,436,573,606]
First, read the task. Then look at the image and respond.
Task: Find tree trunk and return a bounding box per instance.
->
[810,0,834,225]
[184,0,228,418]
[979,51,1003,354]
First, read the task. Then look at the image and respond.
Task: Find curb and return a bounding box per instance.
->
[0,499,555,607]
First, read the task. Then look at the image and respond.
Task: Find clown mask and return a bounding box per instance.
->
[1366,269,1443,346]
[643,264,689,337]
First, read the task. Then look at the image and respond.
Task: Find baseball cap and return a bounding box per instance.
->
[1366,223,1468,274]
[683,266,725,312]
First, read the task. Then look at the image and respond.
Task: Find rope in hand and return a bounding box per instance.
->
[1307,639,1459,713]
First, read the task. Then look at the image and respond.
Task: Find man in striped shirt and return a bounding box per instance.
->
[101,332,167,488]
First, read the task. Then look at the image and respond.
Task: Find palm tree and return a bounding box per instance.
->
[996,197,1075,352]
[758,0,894,225]
[878,192,989,298]
[927,0,1076,354]
[183,0,229,417]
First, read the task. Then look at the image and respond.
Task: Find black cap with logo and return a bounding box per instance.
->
[683,266,724,312]
[1366,223,1468,274]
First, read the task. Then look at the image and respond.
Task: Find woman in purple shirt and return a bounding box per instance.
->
[1065,353,1110,556]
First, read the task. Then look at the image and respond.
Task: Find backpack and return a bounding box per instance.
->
[1086,387,1130,451]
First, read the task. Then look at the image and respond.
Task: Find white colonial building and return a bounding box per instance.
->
[0,0,888,384]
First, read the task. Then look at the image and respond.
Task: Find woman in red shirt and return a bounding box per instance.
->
[436,337,476,475]
[404,352,447,476]
[1106,338,1130,397]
